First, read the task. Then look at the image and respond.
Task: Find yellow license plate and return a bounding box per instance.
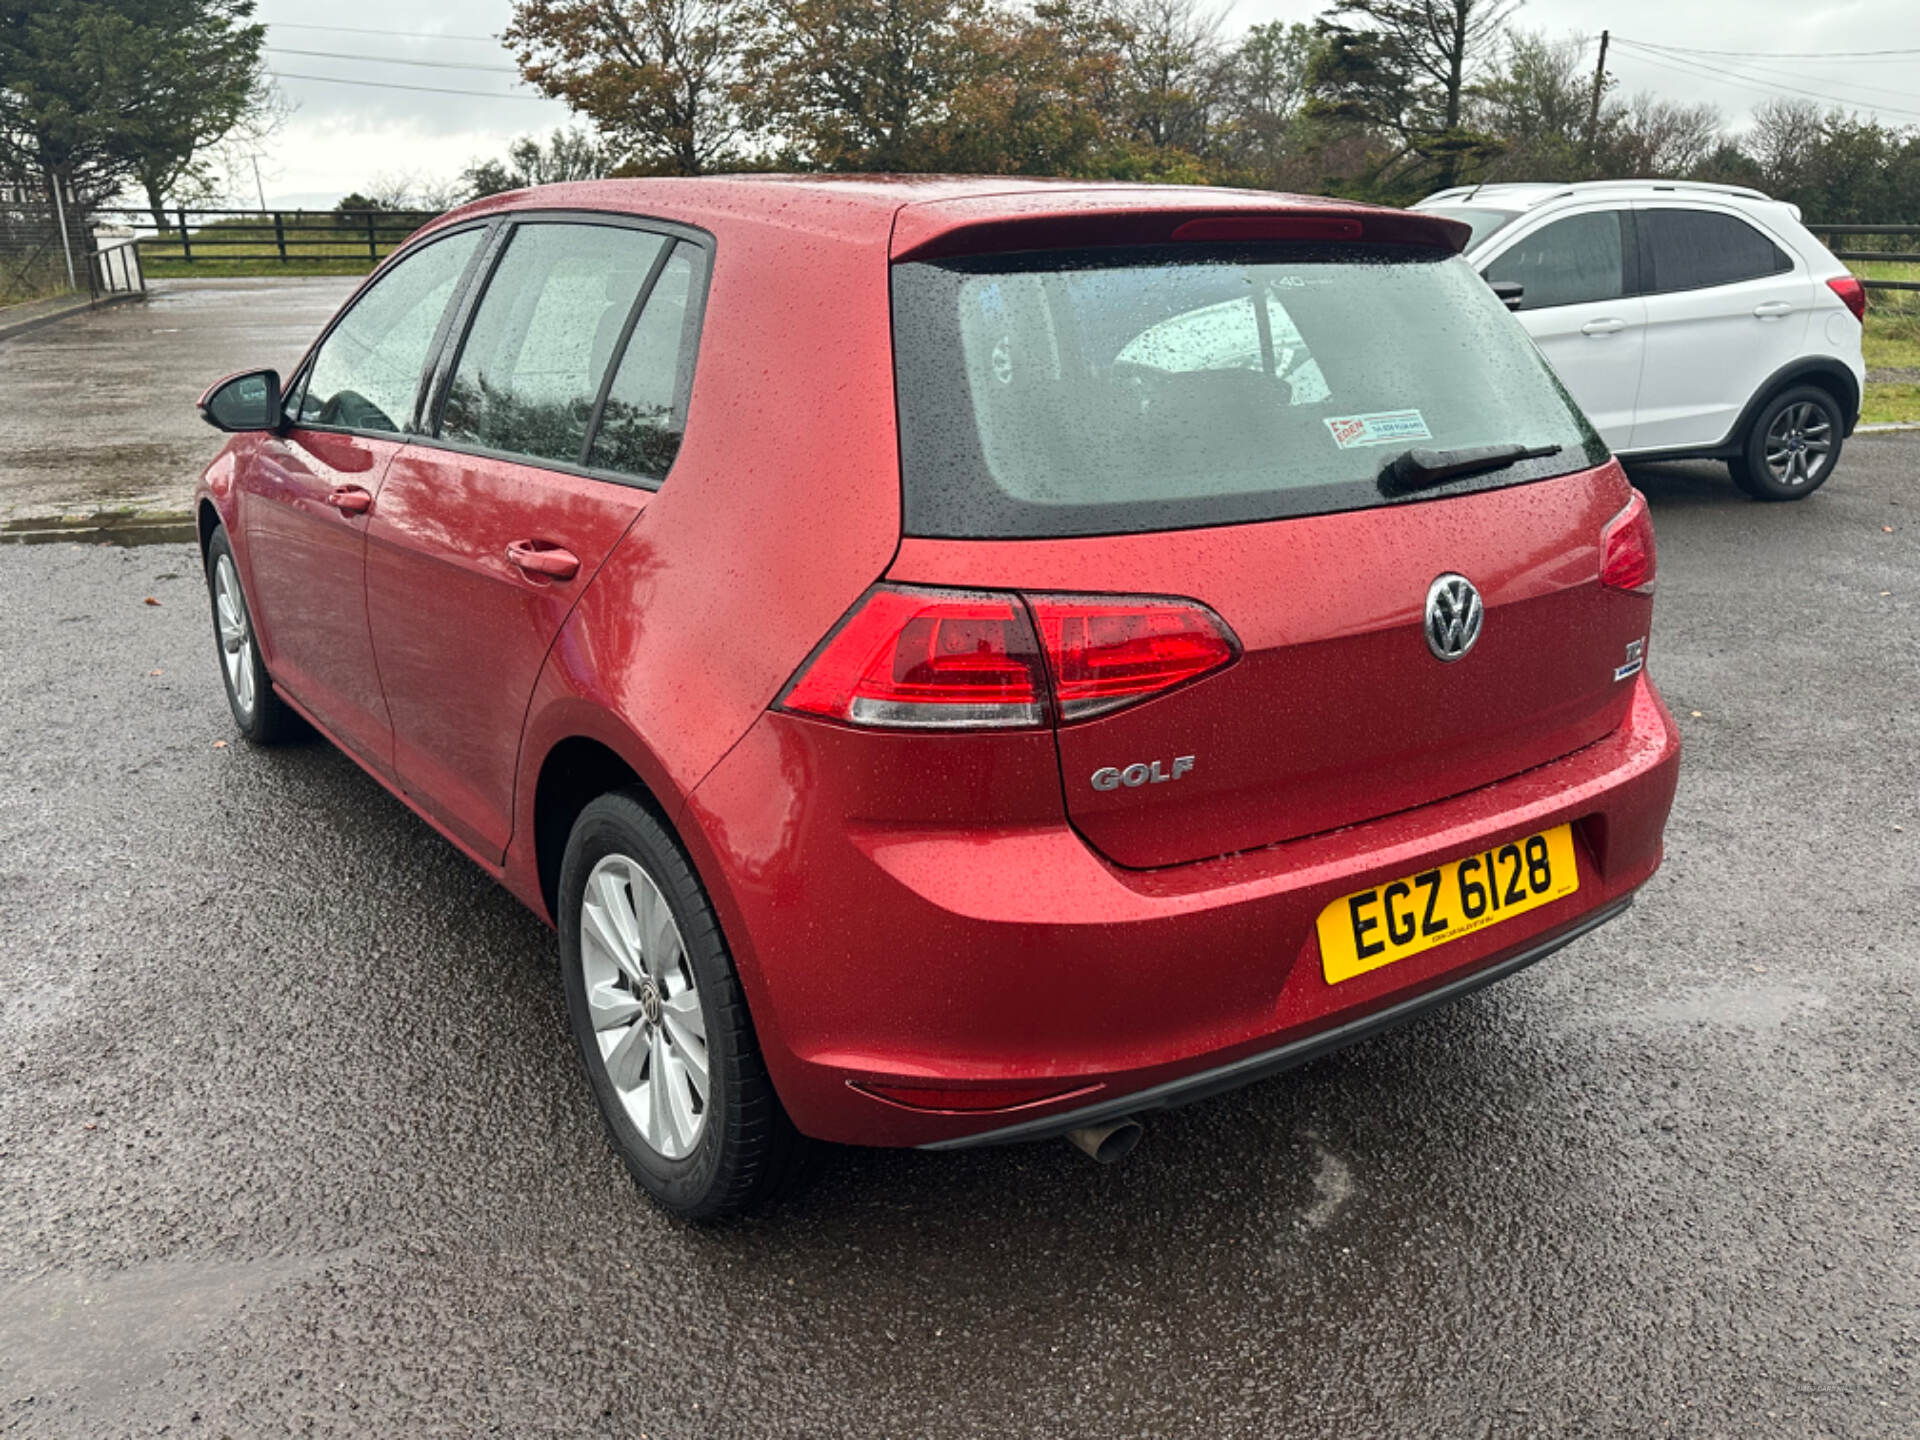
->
[1317,824,1579,984]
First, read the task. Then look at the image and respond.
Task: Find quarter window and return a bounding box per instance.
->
[1643,208,1792,292]
[1483,211,1625,311]
[440,223,670,468]
[296,228,482,433]
[586,246,701,480]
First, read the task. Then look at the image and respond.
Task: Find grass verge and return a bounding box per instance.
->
[142,257,388,278]
[1862,384,1920,427]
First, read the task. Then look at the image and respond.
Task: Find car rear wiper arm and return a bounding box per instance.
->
[1379,443,1564,496]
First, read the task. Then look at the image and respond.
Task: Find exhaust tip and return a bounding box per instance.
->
[1065,1118,1143,1164]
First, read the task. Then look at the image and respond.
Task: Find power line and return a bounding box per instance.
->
[267,70,554,101]
[266,20,503,43]
[1613,37,1920,60]
[1607,41,1920,121]
[1613,44,1920,119]
[1617,39,1920,106]
[266,46,521,74]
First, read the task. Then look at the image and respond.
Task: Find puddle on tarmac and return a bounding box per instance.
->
[0,1255,320,1396]
[0,511,197,547]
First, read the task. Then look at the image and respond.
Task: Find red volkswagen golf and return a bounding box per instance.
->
[195,177,1680,1217]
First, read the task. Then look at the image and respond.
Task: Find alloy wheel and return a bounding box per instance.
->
[1763,401,1833,488]
[578,853,710,1159]
[213,553,256,718]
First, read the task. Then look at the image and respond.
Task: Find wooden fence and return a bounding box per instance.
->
[91,206,439,266]
[1803,224,1920,294]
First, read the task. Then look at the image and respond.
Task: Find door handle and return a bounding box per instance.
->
[1753,301,1794,318]
[506,540,580,582]
[1580,318,1628,335]
[327,485,373,515]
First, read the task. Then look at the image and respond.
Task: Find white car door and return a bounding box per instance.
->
[1628,203,1815,453]
[1479,208,1645,451]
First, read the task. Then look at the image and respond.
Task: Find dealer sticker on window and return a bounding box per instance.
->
[1324,409,1433,449]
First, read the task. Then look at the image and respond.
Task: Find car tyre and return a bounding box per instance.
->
[558,790,805,1220]
[1729,384,1845,501]
[204,524,302,744]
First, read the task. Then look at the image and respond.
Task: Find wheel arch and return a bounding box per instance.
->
[1733,357,1861,446]
[529,729,677,926]
[196,497,222,562]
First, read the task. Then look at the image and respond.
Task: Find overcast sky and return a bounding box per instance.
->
[247,0,1920,207]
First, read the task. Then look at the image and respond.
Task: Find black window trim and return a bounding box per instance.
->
[1620,207,1648,297]
[280,207,716,494]
[280,216,500,440]
[414,208,716,493]
[579,237,679,467]
[1633,202,1798,297]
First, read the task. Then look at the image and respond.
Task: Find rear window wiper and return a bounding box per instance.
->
[1379,443,1563,496]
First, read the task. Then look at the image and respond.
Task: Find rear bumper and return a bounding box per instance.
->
[923,895,1631,1148]
[681,674,1681,1148]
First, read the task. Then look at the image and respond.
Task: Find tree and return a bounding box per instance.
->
[507,0,753,175]
[1,1,135,200]
[111,0,269,228]
[1215,21,1321,183]
[462,127,614,197]
[742,0,991,171]
[742,0,1144,175]
[934,0,1128,176]
[0,0,268,226]
[1115,0,1227,158]
[1746,97,1824,198]
[1307,0,1518,193]
[1598,92,1722,178]
[1473,30,1592,181]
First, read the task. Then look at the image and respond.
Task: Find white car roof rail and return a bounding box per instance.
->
[1421,178,1776,208]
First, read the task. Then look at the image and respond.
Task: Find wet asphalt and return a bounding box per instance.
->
[0,278,355,522]
[2,287,1919,1435]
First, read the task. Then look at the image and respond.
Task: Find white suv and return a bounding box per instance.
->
[1416,180,1867,500]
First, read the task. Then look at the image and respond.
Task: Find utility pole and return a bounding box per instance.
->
[1585,29,1610,159]
[251,153,268,210]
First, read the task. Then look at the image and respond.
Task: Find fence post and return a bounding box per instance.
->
[49,175,77,292]
[275,211,286,263]
[365,210,377,262]
[178,207,192,263]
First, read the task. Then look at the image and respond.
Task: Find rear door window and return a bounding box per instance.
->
[1642,208,1793,292]
[585,245,703,480]
[1483,211,1626,311]
[892,244,1606,539]
[439,222,669,468]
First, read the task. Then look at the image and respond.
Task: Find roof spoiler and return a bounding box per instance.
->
[890,198,1472,264]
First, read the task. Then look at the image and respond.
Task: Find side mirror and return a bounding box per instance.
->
[1488,280,1524,312]
[198,368,282,433]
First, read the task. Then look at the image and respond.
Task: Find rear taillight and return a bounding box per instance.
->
[1600,490,1656,594]
[778,586,1239,730]
[1827,275,1867,324]
[779,587,1046,729]
[1028,595,1239,721]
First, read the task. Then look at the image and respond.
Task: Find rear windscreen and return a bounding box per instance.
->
[891,244,1607,538]
[1436,207,1521,249]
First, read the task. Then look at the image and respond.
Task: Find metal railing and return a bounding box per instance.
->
[1804,223,1920,293]
[91,206,438,265]
[87,237,145,298]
